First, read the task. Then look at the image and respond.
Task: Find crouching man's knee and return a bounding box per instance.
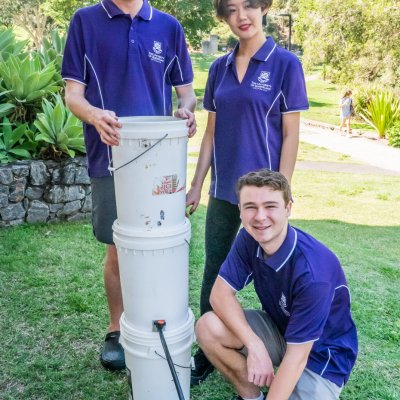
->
[195,311,226,352]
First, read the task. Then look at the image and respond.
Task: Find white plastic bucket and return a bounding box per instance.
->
[120,309,195,400]
[113,218,191,331]
[111,116,188,230]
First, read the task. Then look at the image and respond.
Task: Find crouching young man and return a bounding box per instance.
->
[195,169,358,400]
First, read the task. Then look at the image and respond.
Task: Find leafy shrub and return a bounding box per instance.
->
[387,121,400,148]
[353,86,379,115]
[0,118,33,163]
[38,29,66,84]
[0,28,28,61]
[0,54,60,123]
[34,94,85,159]
[359,90,400,138]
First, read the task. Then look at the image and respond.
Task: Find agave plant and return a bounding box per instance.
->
[0,53,60,123]
[0,28,28,61]
[38,29,66,85]
[359,91,400,138]
[34,94,85,159]
[39,29,66,70]
[0,118,32,164]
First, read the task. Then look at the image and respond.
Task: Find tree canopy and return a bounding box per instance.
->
[295,0,400,88]
[17,0,216,48]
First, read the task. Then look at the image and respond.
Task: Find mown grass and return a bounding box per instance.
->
[1,153,399,399]
[190,54,373,133]
[1,53,398,400]
[304,76,372,132]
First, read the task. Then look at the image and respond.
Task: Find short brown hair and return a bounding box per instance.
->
[236,169,291,205]
[214,0,273,20]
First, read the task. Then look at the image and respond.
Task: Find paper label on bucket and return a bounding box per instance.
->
[152,174,185,195]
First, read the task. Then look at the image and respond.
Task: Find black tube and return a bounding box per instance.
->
[154,320,185,400]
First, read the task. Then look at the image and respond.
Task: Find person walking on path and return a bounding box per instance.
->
[186,0,308,385]
[196,169,358,400]
[339,89,353,136]
[62,0,196,371]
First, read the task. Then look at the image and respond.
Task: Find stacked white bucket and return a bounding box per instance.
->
[111,117,194,400]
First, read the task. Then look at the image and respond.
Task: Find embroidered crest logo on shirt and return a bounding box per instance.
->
[148,40,165,63]
[152,174,185,195]
[153,41,162,54]
[251,71,272,92]
[258,71,270,83]
[279,292,290,317]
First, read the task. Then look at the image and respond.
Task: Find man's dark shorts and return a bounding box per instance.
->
[91,176,117,245]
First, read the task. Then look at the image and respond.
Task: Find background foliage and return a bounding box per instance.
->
[294,0,400,89]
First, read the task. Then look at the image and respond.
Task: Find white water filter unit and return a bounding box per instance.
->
[111,117,194,400]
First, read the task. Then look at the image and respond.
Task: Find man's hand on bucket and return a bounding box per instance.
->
[90,108,122,146]
[174,108,197,138]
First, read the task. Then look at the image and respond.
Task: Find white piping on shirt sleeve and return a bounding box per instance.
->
[286,337,319,345]
[281,109,308,114]
[174,82,193,88]
[62,77,87,86]
[217,276,238,292]
[334,285,351,303]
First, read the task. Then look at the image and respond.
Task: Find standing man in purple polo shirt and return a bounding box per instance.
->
[186,0,308,383]
[62,0,196,370]
[196,169,358,400]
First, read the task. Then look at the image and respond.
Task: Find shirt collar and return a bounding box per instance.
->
[226,36,277,66]
[101,0,152,20]
[256,225,297,272]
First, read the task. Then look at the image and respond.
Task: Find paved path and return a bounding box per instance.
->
[295,161,399,175]
[300,121,400,175]
[188,120,400,176]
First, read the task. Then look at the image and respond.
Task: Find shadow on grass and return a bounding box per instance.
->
[0,214,399,400]
[308,99,332,108]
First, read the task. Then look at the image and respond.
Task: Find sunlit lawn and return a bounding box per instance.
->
[1,54,399,400]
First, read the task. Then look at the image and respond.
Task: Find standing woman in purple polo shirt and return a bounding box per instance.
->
[62,0,196,371]
[186,0,308,383]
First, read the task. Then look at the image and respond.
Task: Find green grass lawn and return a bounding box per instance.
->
[304,74,372,132]
[189,54,373,133]
[1,54,398,399]
[1,144,399,399]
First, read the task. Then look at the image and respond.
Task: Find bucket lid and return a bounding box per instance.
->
[113,218,191,250]
[118,116,188,139]
[120,308,195,343]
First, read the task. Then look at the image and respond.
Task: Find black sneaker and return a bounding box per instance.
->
[190,348,214,386]
[100,331,126,371]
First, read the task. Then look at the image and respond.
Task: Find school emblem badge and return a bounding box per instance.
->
[153,41,162,55]
[258,71,270,84]
[279,292,290,317]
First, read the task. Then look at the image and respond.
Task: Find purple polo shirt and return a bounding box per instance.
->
[203,37,308,204]
[62,0,193,177]
[219,225,358,387]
